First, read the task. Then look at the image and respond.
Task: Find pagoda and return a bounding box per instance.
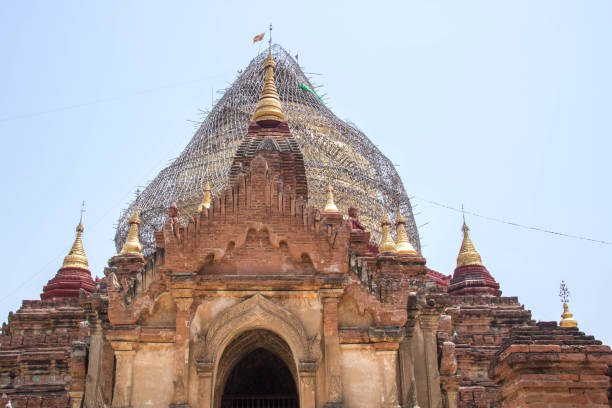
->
[0,44,610,408]
[41,220,95,299]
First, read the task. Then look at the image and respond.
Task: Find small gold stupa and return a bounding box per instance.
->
[322,183,339,213]
[119,209,143,256]
[198,180,212,212]
[559,281,578,328]
[379,213,397,254]
[395,207,417,255]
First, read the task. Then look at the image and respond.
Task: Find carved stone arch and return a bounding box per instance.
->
[197,293,317,364]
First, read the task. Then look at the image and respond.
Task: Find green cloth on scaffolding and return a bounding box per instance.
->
[300,84,324,103]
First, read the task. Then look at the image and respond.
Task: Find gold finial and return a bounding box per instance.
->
[560,303,578,327]
[322,183,339,213]
[251,26,286,126]
[456,219,483,267]
[379,212,397,254]
[198,180,212,212]
[62,218,89,270]
[119,209,143,256]
[395,206,416,255]
[559,281,578,327]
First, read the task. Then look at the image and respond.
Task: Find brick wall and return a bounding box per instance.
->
[0,298,88,408]
[490,322,612,407]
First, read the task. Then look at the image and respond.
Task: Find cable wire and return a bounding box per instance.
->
[412,196,611,245]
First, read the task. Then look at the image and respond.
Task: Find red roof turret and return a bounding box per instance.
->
[448,221,501,296]
[41,220,95,299]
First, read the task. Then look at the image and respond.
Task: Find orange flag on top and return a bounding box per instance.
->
[253,33,265,43]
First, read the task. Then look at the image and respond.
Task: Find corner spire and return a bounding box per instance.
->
[61,219,89,270]
[198,180,212,212]
[251,27,286,127]
[395,207,417,255]
[457,220,483,267]
[449,217,501,296]
[379,212,397,254]
[42,207,94,299]
[323,183,339,213]
[119,209,143,256]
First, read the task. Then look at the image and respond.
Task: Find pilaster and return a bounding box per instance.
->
[321,289,344,408]
[398,293,419,407]
[439,339,460,408]
[299,360,318,408]
[195,361,213,408]
[110,342,136,408]
[69,391,84,408]
[84,318,104,407]
[171,292,193,407]
[417,304,444,408]
[69,341,87,408]
[374,341,402,408]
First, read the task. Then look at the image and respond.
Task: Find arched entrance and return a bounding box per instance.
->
[222,348,298,407]
[214,329,299,408]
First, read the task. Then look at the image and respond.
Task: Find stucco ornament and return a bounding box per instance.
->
[194,293,320,366]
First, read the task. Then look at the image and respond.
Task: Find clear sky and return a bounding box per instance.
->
[1,1,610,345]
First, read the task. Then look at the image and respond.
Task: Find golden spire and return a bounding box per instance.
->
[323,183,339,213]
[456,220,483,267]
[559,281,578,327]
[379,212,397,254]
[395,207,416,255]
[119,209,143,256]
[251,34,286,126]
[198,180,212,212]
[62,220,89,270]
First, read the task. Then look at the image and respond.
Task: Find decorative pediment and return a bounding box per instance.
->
[198,224,316,275]
[158,145,350,276]
[195,293,320,364]
[257,136,280,152]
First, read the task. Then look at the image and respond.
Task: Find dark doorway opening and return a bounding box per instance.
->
[221,347,298,408]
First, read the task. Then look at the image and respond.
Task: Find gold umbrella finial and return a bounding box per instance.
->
[198,179,212,212]
[395,206,416,255]
[322,182,339,213]
[251,24,286,126]
[559,281,578,327]
[456,212,483,267]
[119,209,143,256]
[379,212,397,254]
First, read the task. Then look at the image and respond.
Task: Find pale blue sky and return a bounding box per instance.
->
[1,1,610,345]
